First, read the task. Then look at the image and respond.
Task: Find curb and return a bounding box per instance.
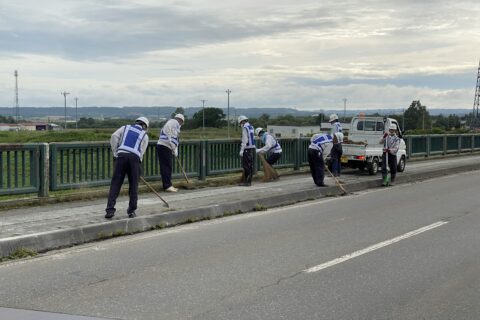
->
[1,162,480,258]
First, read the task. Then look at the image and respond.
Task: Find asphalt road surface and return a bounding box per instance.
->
[1,171,479,320]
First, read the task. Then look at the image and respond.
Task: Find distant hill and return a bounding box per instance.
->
[0,106,473,120]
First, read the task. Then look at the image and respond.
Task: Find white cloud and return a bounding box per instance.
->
[0,0,479,111]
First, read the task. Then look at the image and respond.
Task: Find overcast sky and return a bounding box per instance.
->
[0,0,479,111]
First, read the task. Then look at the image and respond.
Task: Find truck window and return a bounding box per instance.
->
[364,121,376,131]
[356,121,364,131]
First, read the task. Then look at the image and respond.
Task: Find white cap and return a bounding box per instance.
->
[135,116,149,128]
[255,127,264,136]
[174,114,185,122]
[334,132,344,142]
[329,114,338,122]
[389,124,397,130]
[238,115,248,124]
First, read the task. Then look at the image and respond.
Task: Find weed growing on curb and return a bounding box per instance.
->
[0,247,37,262]
[253,204,267,211]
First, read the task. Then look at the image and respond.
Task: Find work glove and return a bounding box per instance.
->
[239,150,244,157]
[383,132,388,138]
[174,148,178,157]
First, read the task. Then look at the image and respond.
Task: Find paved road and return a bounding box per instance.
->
[0,171,479,319]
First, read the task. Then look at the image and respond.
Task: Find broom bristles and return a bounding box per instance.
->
[259,154,279,182]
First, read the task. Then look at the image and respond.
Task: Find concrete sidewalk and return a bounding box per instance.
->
[1,155,480,258]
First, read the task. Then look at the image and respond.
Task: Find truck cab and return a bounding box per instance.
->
[341,116,406,175]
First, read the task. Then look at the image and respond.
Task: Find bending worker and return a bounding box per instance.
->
[105,117,149,219]
[329,113,343,135]
[308,133,333,187]
[157,114,184,192]
[380,123,400,186]
[238,115,256,186]
[255,127,282,165]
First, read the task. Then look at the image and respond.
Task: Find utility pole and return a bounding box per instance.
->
[74,97,79,129]
[342,98,347,122]
[14,70,19,123]
[201,99,207,136]
[61,91,70,129]
[226,89,231,138]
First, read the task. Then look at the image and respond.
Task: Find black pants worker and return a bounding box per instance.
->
[242,148,254,184]
[307,148,325,186]
[106,152,140,216]
[382,152,397,181]
[266,152,281,165]
[156,144,173,190]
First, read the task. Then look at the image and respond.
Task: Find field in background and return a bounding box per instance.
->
[0,127,240,143]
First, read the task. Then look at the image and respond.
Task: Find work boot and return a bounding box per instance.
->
[128,212,136,218]
[238,182,251,187]
[382,175,389,186]
[165,186,178,192]
[317,183,328,187]
[105,211,115,219]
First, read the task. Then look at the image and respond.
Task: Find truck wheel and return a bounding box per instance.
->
[397,156,406,172]
[368,158,379,175]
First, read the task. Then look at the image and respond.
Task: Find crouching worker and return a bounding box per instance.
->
[308,133,333,187]
[331,132,344,177]
[105,117,149,219]
[380,124,400,186]
[255,127,282,165]
[238,115,256,186]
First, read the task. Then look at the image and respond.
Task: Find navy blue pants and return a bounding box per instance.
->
[156,145,173,190]
[308,148,325,186]
[242,148,254,183]
[266,152,281,165]
[106,152,140,215]
[382,152,397,181]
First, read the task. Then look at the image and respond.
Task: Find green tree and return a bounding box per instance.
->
[404,100,431,131]
[171,107,185,119]
[191,107,226,128]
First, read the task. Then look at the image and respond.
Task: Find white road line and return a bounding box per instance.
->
[304,220,448,273]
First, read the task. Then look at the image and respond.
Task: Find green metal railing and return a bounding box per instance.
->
[0,143,45,196]
[1,134,480,197]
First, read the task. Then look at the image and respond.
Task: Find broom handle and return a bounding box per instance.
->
[325,165,347,194]
[140,176,169,208]
[176,156,191,184]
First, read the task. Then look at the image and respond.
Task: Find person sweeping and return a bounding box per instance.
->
[255,128,282,180]
[105,117,149,219]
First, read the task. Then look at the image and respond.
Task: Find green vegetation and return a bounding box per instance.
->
[0,247,37,262]
[253,204,268,211]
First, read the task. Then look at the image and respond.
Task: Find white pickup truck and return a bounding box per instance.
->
[340,116,407,175]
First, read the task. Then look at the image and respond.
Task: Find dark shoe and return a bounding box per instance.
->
[389,180,395,186]
[317,183,328,187]
[105,212,115,219]
[128,212,136,218]
[238,182,251,187]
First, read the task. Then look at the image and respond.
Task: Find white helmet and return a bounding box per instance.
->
[238,115,248,124]
[135,116,149,128]
[174,114,185,122]
[389,123,397,130]
[329,114,339,122]
[255,127,264,136]
[334,132,344,142]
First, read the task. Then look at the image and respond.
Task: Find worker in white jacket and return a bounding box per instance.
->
[238,115,256,186]
[308,133,333,187]
[329,113,343,135]
[105,116,149,219]
[157,114,184,192]
[255,127,282,165]
[379,123,400,186]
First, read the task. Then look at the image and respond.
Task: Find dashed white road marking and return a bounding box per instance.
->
[304,220,448,273]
